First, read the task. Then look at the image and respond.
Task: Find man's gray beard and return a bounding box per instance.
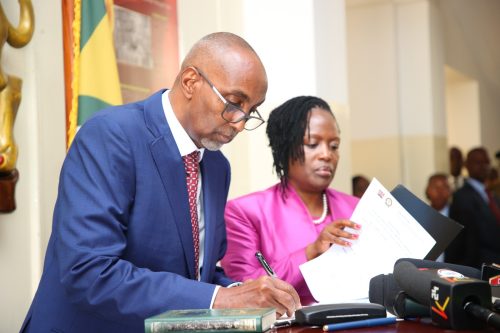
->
[201,137,223,151]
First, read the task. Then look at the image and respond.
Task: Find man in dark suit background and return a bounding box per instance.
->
[446,147,500,269]
[449,146,465,192]
[20,32,300,333]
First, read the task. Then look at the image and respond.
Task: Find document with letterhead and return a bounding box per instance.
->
[299,178,436,303]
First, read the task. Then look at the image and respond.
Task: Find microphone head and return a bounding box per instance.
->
[368,274,399,308]
[429,269,491,330]
[393,258,491,330]
[393,258,483,306]
[395,258,481,279]
[393,260,435,306]
[369,273,428,317]
[392,291,429,318]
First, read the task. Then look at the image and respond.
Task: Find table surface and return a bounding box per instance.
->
[274,319,497,332]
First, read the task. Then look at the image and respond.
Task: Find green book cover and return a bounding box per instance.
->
[144,308,276,333]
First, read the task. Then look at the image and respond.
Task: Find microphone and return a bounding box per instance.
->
[369,273,428,318]
[394,259,500,330]
[395,258,481,279]
[369,259,481,318]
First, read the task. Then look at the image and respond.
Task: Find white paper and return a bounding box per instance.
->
[299,178,436,303]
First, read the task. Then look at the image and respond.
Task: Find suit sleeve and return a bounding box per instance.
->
[54,114,216,322]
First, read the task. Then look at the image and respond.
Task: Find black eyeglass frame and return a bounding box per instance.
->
[192,66,265,131]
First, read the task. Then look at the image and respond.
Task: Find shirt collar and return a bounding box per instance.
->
[439,205,449,217]
[466,178,488,203]
[162,90,204,161]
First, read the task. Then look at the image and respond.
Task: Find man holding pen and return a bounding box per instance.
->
[20,32,300,333]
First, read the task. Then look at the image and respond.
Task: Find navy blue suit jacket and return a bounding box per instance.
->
[446,181,500,268]
[21,90,234,332]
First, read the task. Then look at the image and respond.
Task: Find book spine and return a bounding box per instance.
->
[145,318,261,333]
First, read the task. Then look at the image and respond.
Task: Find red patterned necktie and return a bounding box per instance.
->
[486,189,500,225]
[182,151,201,279]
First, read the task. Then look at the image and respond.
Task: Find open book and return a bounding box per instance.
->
[299,178,462,304]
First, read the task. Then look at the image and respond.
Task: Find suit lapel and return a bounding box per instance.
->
[465,182,488,208]
[145,90,196,279]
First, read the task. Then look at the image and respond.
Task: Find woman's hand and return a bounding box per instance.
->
[305,219,361,260]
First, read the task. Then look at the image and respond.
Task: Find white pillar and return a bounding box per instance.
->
[347,0,446,197]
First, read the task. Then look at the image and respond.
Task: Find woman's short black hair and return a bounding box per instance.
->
[266,96,335,191]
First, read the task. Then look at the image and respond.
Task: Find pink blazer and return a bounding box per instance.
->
[221,184,359,304]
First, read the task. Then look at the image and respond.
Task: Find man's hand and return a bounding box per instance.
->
[213,276,301,318]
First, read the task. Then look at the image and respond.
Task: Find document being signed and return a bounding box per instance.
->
[299,178,436,303]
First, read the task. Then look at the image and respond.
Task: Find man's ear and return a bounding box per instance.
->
[425,187,431,200]
[180,67,199,99]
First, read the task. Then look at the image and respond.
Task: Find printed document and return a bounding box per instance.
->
[299,178,436,303]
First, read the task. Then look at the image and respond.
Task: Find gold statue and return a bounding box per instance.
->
[0,0,34,213]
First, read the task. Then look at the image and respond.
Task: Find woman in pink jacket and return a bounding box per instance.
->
[221,96,362,305]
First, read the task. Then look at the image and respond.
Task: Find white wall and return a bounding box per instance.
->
[396,0,447,192]
[178,0,353,198]
[347,0,449,197]
[347,1,402,188]
[0,1,66,332]
[445,66,481,152]
[439,0,500,158]
[347,0,500,197]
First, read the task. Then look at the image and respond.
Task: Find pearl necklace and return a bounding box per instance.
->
[312,193,328,224]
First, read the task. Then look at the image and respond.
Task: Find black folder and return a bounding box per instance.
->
[391,184,463,261]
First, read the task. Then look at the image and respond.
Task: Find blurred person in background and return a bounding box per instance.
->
[446,147,500,268]
[352,174,370,198]
[449,146,465,192]
[425,172,452,262]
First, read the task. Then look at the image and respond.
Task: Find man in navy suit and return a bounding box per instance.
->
[21,32,300,333]
[446,147,500,269]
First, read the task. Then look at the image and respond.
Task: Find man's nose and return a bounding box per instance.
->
[231,121,246,133]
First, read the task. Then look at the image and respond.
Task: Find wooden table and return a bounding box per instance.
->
[274,318,497,332]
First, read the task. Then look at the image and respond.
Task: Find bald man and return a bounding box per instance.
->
[20,32,300,333]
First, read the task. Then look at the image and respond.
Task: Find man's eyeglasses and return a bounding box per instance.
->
[192,67,265,131]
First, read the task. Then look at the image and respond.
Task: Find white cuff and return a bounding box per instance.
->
[210,282,243,308]
[209,286,220,309]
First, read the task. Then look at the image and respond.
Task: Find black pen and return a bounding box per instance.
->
[255,251,278,277]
